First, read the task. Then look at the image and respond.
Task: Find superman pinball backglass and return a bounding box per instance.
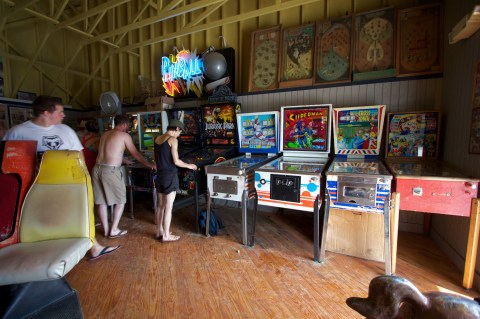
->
[281,104,331,155]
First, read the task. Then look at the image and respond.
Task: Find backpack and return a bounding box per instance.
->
[198,209,223,236]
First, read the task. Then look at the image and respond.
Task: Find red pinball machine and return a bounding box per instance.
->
[384,110,480,289]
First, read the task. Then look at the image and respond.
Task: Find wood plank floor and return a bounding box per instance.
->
[67,196,480,319]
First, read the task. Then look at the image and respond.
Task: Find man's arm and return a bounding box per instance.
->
[123,133,155,169]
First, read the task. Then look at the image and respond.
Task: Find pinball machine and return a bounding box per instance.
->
[167,107,204,157]
[177,102,241,221]
[323,105,393,274]
[204,111,281,244]
[384,111,480,289]
[253,104,333,261]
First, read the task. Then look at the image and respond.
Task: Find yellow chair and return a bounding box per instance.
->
[0,150,94,285]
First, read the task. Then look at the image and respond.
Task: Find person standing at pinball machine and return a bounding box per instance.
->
[81,118,101,174]
[153,119,197,242]
[93,115,156,239]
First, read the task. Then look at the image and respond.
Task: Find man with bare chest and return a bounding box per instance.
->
[93,115,156,239]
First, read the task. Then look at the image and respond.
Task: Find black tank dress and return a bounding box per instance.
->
[154,137,179,194]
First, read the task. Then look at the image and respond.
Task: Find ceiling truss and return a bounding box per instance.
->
[0,0,323,108]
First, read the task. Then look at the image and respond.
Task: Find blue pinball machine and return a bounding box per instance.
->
[253,104,333,261]
[323,105,393,274]
[204,111,281,244]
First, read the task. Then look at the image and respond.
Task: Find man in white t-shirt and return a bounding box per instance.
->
[3,95,120,260]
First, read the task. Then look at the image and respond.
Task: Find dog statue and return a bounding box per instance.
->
[346,275,480,319]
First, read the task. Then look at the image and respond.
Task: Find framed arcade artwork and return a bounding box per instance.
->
[279,23,315,88]
[248,25,281,92]
[353,7,396,81]
[397,4,443,77]
[385,111,441,159]
[0,103,8,139]
[473,60,480,108]
[469,107,480,154]
[315,15,353,85]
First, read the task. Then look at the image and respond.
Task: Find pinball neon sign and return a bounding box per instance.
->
[161,49,204,97]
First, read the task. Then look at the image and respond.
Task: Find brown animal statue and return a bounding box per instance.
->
[346,275,480,319]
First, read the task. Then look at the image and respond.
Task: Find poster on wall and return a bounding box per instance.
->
[248,25,281,92]
[0,53,3,97]
[473,60,480,108]
[315,15,352,85]
[397,4,443,77]
[469,107,480,154]
[353,7,396,81]
[279,23,315,88]
[9,106,32,127]
[0,103,8,139]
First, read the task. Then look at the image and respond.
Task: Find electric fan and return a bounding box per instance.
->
[99,91,122,116]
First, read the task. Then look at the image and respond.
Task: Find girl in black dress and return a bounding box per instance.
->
[154,119,197,242]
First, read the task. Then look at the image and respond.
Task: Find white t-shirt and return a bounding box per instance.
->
[3,120,83,152]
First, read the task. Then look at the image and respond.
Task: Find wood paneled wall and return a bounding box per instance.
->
[176,78,443,113]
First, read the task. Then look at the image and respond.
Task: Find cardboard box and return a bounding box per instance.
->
[326,208,385,262]
[145,96,174,111]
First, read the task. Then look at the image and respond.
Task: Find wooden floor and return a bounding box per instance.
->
[67,196,480,319]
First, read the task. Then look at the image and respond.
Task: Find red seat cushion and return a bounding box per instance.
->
[0,173,21,242]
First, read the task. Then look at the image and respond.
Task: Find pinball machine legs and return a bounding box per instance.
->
[205,188,211,235]
[319,191,331,263]
[463,198,480,289]
[205,186,254,246]
[319,189,395,275]
[314,194,320,262]
[249,190,258,247]
[241,189,248,245]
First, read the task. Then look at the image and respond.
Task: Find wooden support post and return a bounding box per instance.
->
[463,198,480,289]
[390,192,400,275]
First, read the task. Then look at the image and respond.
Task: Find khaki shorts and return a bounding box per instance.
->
[92,164,126,205]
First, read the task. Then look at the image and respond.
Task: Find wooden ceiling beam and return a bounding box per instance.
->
[87,10,106,34]
[12,24,53,94]
[54,0,69,20]
[2,49,109,81]
[118,0,320,52]
[54,0,130,30]
[0,0,40,30]
[184,2,224,28]
[85,0,227,44]
[114,0,151,46]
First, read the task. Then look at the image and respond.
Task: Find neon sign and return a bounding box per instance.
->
[161,49,204,97]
